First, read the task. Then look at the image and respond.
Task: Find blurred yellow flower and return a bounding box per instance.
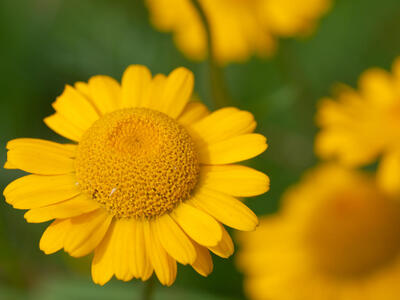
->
[316,57,400,195]
[237,165,400,300]
[3,65,269,286]
[145,0,331,64]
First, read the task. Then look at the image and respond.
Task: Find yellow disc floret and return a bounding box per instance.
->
[305,185,400,278]
[75,108,200,219]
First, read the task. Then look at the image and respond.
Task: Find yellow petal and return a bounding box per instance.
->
[24,194,100,223]
[378,150,400,196]
[44,113,83,142]
[189,107,256,145]
[88,75,121,114]
[4,174,80,209]
[158,67,194,118]
[3,161,16,169]
[112,218,136,281]
[154,214,196,265]
[39,219,71,254]
[91,220,116,285]
[190,188,258,231]
[199,134,267,165]
[113,218,139,279]
[178,101,209,126]
[6,138,76,157]
[72,82,103,116]
[91,219,153,285]
[134,221,153,280]
[359,68,396,105]
[171,202,222,247]
[51,85,99,131]
[74,82,91,99]
[91,219,151,284]
[63,209,112,258]
[199,165,270,197]
[144,221,177,286]
[208,224,234,258]
[5,138,75,175]
[191,243,213,277]
[121,65,152,108]
[315,129,376,166]
[141,74,166,108]
[141,255,154,281]
[393,57,400,78]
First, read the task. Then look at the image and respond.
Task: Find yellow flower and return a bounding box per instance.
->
[315,57,400,195]
[145,0,331,64]
[237,165,400,300]
[3,65,269,286]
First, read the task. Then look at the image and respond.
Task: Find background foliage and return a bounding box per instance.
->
[1,0,400,299]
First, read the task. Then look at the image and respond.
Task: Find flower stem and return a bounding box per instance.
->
[142,276,156,300]
[191,0,232,108]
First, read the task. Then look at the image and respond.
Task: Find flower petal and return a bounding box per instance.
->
[359,68,396,105]
[178,101,209,126]
[191,243,213,277]
[44,113,83,142]
[141,74,167,108]
[121,65,152,108]
[24,194,100,223]
[142,262,154,281]
[393,57,400,81]
[378,150,400,196]
[208,224,234,258]
[74,82,91,99]
[135,221,153,280]
[5,139,76,175]
[112,218,136,281]
[91,219,153,285]
[91,220,116,285]
[199,134,267,164]
[158,67,194,118]
[6,138,76,157]
[3,161,16,169]
[154,214,196,265]
[63,209,112,258]
[144,221,177,286]
[40,219,71,254]
[3,174,80,209]
[88,75,121,114]
[171,202,222,247]
[199,165,269,197]
[189,107,256,144]
[51,85,100,132]
[190,188,258,231]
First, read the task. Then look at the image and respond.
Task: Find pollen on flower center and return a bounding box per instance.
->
[305,188,400,278]
[75,108,200,219]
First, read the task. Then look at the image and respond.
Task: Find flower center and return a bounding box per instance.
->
[75,108,200,219]
[305,185,400,278]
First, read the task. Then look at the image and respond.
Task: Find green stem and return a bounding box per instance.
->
[191,0,232,108]
[142,276,156,300]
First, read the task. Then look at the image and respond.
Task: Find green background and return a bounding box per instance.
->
[1,0,400,299]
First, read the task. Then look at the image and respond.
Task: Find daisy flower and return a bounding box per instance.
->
[3,65,269,286]
[145,0,331,64]
[315,57,400,195]
[237,165,400,300]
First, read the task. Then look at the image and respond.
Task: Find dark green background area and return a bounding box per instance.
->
[1,0,400,299]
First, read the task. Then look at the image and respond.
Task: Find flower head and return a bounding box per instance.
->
[237,165,400,300]
[3,65,269,286]
[145,0,331,64]
[315,57,400,195]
